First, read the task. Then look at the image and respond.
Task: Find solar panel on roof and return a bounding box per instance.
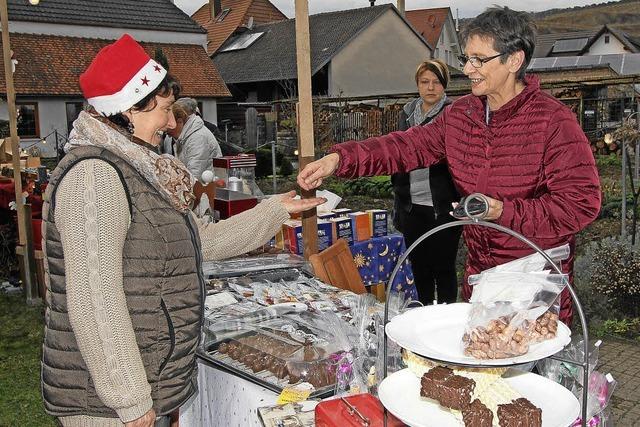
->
[220,33,265,52]
[528,53,640,76]
[552,38,590,53]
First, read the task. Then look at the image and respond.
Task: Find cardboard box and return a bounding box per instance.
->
[282,220,303,255]
[349,211,372,242]
[283,219,334,254]
[367,209,388,237]
[317,211,335,220]
[332,208,352,217]
[26,156,41,168]
[330,216,354,245]
[317,220,334,251]
[272,227,285,250]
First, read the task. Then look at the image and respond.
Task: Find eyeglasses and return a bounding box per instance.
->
[457,53,505,68]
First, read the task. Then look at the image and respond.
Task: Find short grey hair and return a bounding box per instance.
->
[175,97,198,115]
[460,6,536,81]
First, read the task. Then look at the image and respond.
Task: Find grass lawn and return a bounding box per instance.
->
[0,293,56,426]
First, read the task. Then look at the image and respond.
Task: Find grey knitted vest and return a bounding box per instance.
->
[41,145,204,418]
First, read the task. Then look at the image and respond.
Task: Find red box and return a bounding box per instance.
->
[214,197,257,219]
[315,394,404,427]
[212,154,257,169]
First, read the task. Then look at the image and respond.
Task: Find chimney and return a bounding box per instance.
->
[456,8,460,32]
[397,0,405,16]
[210,0,222,19]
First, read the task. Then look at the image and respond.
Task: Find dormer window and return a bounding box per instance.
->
[216,8,230,23]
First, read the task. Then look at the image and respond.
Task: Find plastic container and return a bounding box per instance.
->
[205,313,351,390]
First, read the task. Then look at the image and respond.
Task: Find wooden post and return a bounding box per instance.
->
[1,0,38,303]
[295,0,318,258]
[22,204,38,301]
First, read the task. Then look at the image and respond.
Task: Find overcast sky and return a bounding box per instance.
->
[175,0,614,19]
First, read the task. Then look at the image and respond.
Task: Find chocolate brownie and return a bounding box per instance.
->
[420,366,454,402]
[497,398,542,427]
[437,375,476,410]
[462,399,493,427]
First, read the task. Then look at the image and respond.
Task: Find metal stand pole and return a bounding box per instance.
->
[382,215,589,427]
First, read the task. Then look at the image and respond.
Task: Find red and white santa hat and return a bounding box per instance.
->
[80,34,167,116]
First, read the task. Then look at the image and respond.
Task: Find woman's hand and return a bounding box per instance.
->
[483,196,504,220]
[450,195,503,221]
[125,409,156,427]
[297,153,340,191]
[276,191,327,214]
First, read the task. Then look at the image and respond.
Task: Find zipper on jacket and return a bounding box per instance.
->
[184,214,206,347]
[159,298,175,373]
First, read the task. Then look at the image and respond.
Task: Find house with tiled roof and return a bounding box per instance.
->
[213,4,431,104]
[534,25,640,58]
[191,0,287,55]
[405,7,460,69]
[1,0,230,157]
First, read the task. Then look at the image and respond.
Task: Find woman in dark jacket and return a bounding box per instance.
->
[392,59,461,304]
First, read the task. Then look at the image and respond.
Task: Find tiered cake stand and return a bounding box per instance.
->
[380,203,590,427]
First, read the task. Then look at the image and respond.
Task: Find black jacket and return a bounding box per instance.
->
[391,98,459,231]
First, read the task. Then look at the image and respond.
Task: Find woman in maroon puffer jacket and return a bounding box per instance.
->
[298,7,601,326]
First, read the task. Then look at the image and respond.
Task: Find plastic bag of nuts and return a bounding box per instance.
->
[463,273,567,359]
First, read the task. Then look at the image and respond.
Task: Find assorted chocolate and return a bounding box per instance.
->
[420,366,543,427]
[420,367,475,411]
[420,366,454,403]
[462,399,493,427]
[215,332,334,388]
[463,310,559,359]
[497,398,542,427]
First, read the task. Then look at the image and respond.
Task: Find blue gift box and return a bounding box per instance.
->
[349,234,417,301]
[317,220,333,251]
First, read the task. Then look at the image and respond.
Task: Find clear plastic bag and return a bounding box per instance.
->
[374,291,417,385]
[537,337,616,426]
[463,272,567,359]
[201,254,307,278]
[471,243,570,276]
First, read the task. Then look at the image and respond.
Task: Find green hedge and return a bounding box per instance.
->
[323,176,393,199]
[248,148,294,178]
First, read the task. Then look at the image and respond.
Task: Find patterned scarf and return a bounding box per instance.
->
[65,111,195,212]
[412,94,448,126]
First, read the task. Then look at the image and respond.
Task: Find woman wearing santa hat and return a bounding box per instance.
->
[40,34,324,427]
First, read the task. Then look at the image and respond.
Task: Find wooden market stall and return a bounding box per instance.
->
[0,0,38,303]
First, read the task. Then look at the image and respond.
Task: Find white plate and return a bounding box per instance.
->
[386,303,571,366]
[378,368,580,427]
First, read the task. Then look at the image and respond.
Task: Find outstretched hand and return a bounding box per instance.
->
[297,153,340,191]
[277,190,327,214]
